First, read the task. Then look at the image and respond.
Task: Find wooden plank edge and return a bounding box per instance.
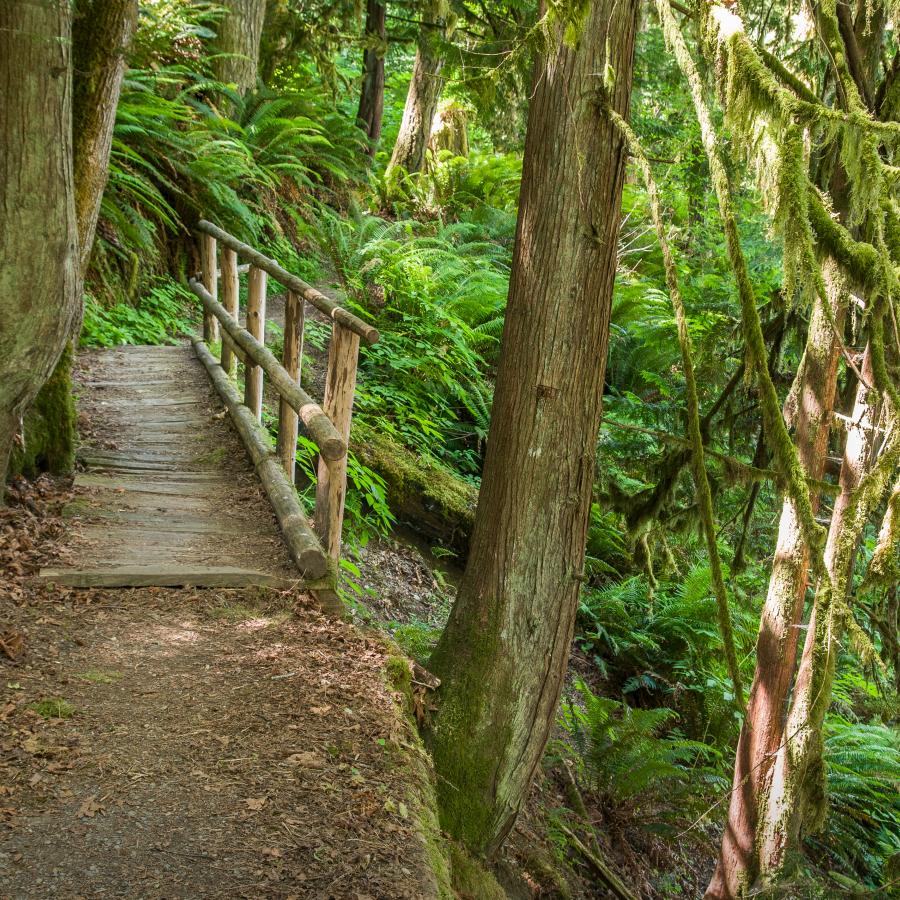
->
[37,566,301,590]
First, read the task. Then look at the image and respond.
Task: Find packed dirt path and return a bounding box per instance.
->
[1,483,441,899]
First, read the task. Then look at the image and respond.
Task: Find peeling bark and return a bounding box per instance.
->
[706,264,847,899]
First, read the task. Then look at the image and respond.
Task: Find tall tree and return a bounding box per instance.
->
[11,0,139,480]
[72,0,140,274]
[0,0,81,496]
[213,0,267,95]
[700,1,898,892]
[386,0,451,175]
[357,0,386,155]
[426,0,639,856]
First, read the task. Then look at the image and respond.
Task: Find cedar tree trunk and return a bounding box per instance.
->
[213,0,267,95]
[357,0,386,154]
[0,1,81,496]
[15,0,139,481]
[73,0,139,274]
[386,0,448,174]
[426,0,639,857]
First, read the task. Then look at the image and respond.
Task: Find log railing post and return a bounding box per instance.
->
[200,233,219,342]
[220,247,239,375]
[244,265,267,420]
[314,323,360,562]
[277,291,304,481]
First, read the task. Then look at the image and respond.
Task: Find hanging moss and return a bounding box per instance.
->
[9,342,77,479]
[658,0,827,574]
[608,106,745,708]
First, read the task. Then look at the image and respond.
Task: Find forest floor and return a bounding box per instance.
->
[0,477,441,899]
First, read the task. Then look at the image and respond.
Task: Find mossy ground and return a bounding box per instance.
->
[9,343,77,479]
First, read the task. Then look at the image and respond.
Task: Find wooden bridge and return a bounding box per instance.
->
[40,222,378,609]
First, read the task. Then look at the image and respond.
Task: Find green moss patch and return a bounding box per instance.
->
[30,698,77,719]
[351,424,477,557]
[9,343,77,479]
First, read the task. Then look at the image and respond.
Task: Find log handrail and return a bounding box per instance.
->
[188,275,346,461]
[191,223,370,593]
[195,220,380,346]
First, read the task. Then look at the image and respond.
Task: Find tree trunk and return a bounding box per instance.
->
[705,264,847,899]
[14,0,139,482]
[0,0,81,497]
[758,341,897,883]
[386,0,449,175]
[212,0,267,96]
[426,0,638,858]
[356,0,386,155]
[73,0,139,274]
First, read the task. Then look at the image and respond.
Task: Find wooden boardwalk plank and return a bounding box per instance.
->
[43,343,308,589]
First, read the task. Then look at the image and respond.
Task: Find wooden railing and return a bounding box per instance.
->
[188,220,379,584]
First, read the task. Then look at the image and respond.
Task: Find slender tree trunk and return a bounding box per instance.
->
[426,0,638,858]
[0,1,81,497]
[73,0,139,274]
[758,341,898,882]
[357,0,386,155]
[706,264,847,899]
[212,0,267,96]
[386,0,449,175]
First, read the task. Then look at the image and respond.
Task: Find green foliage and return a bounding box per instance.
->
[577,564,757,741]
[391,621,443,664]
[554,680,722,815]
[81,279,195,347]
[807,717,900,890]
[309,206,509,473]
[30,698,77,720]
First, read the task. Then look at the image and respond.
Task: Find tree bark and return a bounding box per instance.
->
[426,0,638,858]
[0,1,81,497]
[386,0,449,175]
[706,264,847,899]
[356,0,386,155]
[72,0,139,273]
[758,341,897,883]
[212,0,267,96]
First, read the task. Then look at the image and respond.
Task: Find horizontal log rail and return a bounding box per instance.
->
[196,220,380,345]
[187,276,345,461]
[189,222,375,597]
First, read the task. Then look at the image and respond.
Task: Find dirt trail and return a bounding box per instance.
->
[0,485,440,899]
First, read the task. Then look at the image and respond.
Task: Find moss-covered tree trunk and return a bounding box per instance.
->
[386,0,449,175]
[758,341,898,883]
[16,0,139,481]
[73,0,139,275]
[0,0,81,498]
[707,4,891,893]
[356,0,386,156]
[426,0,638,857]
[212,0,267,95]
[705,266,846,899]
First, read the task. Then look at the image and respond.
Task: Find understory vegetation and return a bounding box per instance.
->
[25,0,900,896]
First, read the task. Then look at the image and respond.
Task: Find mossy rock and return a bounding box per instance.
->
[9,343,77,479]
[351,423,476,558]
